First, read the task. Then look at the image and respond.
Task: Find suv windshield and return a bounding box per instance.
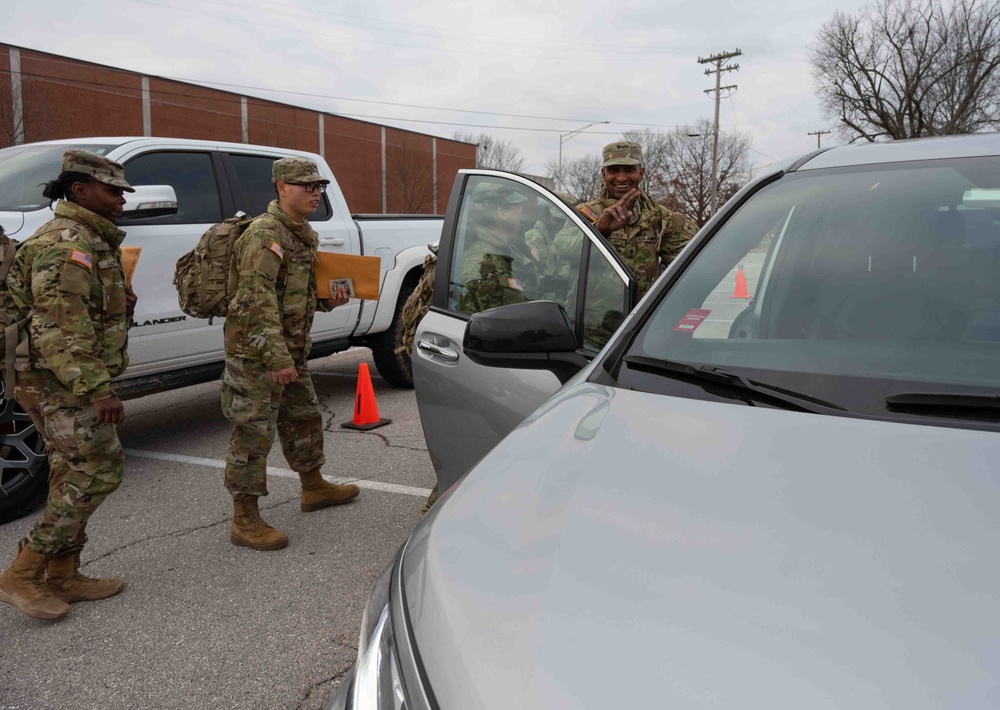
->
[619,157,1000,427]
[0,143,119,212]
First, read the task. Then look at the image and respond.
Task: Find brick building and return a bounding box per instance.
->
[0,43,476,214]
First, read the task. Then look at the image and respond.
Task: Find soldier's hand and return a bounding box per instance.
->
[595,188,640,235]
[125,286,137,317]
[326,284,350,309]
[270,366,299,385]
[95,395,125,425]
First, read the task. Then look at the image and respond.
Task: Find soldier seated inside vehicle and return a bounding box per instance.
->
[458,182,537,314]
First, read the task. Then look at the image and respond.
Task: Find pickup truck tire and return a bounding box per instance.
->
[370,282,416,389]
[0,395,49,525]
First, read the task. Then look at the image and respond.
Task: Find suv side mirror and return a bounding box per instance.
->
[122,185,178,219]
[463,301,589,384]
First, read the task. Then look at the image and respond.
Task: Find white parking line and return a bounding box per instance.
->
[123,448,433,498]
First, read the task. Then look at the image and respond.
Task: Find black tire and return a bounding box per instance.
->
[371,282,416,389]
[0,390,49,525]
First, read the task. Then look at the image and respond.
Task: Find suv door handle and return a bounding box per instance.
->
[319,238,345,246]
[417,340,458,362]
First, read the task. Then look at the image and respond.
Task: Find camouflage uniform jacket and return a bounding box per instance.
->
[459,223,533,312]
[578,188,696,298]
[6,201,129,406]
[224,200,332,371]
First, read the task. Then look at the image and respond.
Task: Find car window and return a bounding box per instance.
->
[447,174,628,350]
[121,151,222,225]
[618,156,1000,421]
[227,153,332,220]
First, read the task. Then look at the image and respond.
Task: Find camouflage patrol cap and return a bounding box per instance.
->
[61,149,134,192]
[272,157,330,185]
[469,182,530,208]
[602,141,642,167]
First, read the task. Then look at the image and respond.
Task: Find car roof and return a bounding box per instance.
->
[795,132,1000,171]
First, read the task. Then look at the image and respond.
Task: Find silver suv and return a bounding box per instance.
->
[331,134,1000,709]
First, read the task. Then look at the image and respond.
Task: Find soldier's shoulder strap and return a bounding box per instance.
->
[576,201,601,223]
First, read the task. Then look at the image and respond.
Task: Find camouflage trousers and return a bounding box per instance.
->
[15,374,124,557]
[221,358,325,497]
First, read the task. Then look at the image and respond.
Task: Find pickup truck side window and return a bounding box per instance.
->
[120,151,222,225]
[227,153,332,221]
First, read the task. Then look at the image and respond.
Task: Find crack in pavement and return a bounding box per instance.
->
[294,662,354,710]
[80,495,300,568]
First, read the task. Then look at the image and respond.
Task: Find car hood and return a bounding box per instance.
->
[402,383,1000,709]
[0,211,24,237]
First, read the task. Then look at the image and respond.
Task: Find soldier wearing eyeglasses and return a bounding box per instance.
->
[221,157,359,552]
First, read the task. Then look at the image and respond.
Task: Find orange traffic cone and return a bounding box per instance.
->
[730,263,750,299]
[341,363,392,430]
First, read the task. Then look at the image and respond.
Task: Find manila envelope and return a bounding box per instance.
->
[314,252,381,300]
[121,246,142,287]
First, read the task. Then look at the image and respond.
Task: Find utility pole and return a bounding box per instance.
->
[807,129,831,149]
[698,48,742,217]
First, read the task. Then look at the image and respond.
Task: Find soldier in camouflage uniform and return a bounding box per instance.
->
[221,157,357,551]
[524,200,572,301]
[0,150,138,620]
[459,183,536,313]
[577,141,697,300]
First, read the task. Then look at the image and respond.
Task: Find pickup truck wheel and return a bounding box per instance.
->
[371,283,415,389]
[0,394,49,525]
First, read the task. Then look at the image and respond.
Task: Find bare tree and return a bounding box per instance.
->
[621,128,675,203]
[544,154,602,204]
[386,142,435,214]
[453,131,526,171]
[0,76,55,148]
[810,0,1000,142]
[653,120,753,227]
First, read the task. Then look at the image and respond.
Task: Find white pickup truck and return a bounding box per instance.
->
[0,137,443,523]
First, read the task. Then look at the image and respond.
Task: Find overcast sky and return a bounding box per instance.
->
[4,0,871,177]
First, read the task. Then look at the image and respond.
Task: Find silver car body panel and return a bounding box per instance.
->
[403,383,1000,709]
[795,132,1000,170]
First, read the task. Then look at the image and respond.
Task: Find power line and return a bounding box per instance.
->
[2,58,703,136]
[12,53,700,131]
[123,0,698,63]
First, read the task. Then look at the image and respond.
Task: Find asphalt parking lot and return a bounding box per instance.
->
[0,348,435,710]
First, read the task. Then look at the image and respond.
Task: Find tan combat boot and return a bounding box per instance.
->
[298,469,360,512]
[0,542,71,620]
[230,494,289,551]
[47,551,124,603]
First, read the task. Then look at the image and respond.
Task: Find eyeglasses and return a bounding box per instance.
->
[292,182,327,194]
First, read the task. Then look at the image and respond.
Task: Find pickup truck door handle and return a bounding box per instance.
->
[417,340,459,362]
[319,238,345,246]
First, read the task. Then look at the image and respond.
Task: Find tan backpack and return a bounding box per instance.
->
[173,212,253,323]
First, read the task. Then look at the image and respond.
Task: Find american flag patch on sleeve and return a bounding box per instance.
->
[268,241,284,259]
[69,250,93,270]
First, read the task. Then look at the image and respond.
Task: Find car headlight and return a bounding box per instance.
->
[352,556,408,710]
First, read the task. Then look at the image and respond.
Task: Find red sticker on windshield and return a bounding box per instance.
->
[673,309,711,332]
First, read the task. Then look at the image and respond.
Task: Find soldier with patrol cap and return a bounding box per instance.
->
[0,149,137,620]
[221,157,357,552]
[459,182,536,313]
[577,141,697,299]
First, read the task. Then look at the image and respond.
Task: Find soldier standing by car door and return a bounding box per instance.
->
[577,141,697,299]
[221,157,357,551]
[0,150,138,620]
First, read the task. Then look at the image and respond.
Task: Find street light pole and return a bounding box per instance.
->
[558,121,609,190]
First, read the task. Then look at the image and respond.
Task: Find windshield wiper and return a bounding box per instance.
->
[885,392,1000,418]
[622,356,848,415]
